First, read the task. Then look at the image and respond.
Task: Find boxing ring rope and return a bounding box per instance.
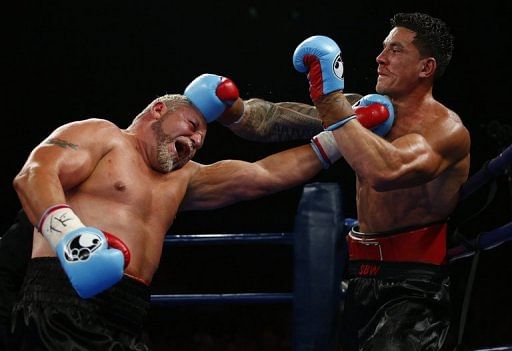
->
[154,232,295,305]
[151,292,293,305]
[459,144,512,201]
[162,232,293,246]
[448,144,512,262]
[448,221,512,261]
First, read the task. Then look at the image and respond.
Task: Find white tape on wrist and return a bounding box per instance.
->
[38,204,85,249]
[310,130,342,169]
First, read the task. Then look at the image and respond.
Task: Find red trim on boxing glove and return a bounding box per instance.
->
[304,55,323,101]
[216,78,239,106]
[354,103,389,129]
[103,232,131,269]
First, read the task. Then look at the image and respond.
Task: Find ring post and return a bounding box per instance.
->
[293,182,346,351]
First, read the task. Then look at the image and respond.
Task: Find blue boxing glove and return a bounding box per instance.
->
[184,74,240,123]
[293,35,344,101]
[56,227,124,298]
[353,94,395,136]
[38,204,128,298]
[310,94,395,168]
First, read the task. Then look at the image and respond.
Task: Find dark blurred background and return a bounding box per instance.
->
[3,0,512,349]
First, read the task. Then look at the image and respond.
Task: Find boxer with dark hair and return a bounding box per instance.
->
[293,12,469,350]
[7,72,392,350]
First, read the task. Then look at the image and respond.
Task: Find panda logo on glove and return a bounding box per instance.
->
[332,54,344,81]
[64,232,103,262]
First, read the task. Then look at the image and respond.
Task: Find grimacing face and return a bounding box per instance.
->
[151,107,206,173]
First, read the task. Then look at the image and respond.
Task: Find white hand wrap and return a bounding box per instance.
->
[310,130,342,169]
[38,204,85,250]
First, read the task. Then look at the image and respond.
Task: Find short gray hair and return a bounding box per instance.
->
[131,94,193,124]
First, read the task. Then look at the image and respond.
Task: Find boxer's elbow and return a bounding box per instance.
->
[13,163,53,199]
[355,149,417,191]
[364,172,396,192]
[364,165,433,192]
[13,166,37,212]
[359,163,405,192]
[13,167,32,195]
[356,149,435,192]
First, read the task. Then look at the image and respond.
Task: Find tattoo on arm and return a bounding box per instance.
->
[228,99,323,142]
[226,93,363,143]
[46,138,79,150]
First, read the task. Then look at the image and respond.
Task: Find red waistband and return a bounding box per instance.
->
[347,222,447,265]
[124,272,150,286]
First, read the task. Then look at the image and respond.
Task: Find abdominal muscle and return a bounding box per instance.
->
[356,181,458,233]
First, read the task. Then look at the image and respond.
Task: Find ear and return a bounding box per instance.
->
[419,57,436,78]
[150,101,167,119]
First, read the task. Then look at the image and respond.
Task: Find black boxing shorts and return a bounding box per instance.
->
[11,257,151,351]
[0,210,33,351]
[0,210,33,325]
[340,223,451,351]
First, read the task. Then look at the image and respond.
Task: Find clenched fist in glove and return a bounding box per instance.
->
[184,74,240,123]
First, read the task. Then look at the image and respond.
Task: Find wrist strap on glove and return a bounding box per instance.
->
[38,204,85,249]
[311,131,342,169]
[325,114,357,131]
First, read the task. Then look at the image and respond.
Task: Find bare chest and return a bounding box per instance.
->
[73,151,188,225]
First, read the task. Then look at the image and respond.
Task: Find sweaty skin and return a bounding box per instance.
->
[314,27,470,232]
[15,102,323,284]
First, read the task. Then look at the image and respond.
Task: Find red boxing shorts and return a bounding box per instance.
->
[347,222,447,265]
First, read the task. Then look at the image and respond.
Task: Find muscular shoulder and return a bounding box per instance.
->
[51,118,123,145]
[431,104,468,137]
[56,118,121,136]
[426,103,470,160]
[31,118,127,165]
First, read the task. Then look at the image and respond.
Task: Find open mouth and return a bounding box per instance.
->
[173,137,194,161]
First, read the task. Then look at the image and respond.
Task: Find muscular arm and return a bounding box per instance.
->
[12,119,119,225]
[332,110,470,191]
[221,93,362,142]
[180,144,323,211]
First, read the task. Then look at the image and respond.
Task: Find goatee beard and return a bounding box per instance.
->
[153,115,196,173]
[156,142,176,172]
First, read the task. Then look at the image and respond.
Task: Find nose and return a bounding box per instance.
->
[376,49,386,65]
[190,133,203,148]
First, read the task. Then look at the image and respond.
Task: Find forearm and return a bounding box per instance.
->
[315,91,356,127]
[221,93,364,143]
[255,144,323,191]
[224,98,323,142]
